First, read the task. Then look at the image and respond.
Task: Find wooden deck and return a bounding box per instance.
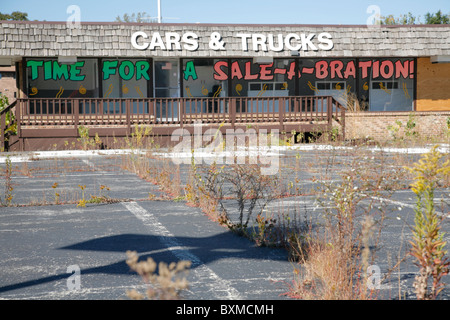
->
[1,96,345,151]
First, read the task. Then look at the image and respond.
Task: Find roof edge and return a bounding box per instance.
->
[1,20,450,28]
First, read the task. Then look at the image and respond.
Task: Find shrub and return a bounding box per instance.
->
[195,162,280,236]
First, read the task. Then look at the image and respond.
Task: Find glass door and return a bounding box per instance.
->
[154,60,179,121]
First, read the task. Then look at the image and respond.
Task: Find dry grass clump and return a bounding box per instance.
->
[287,214,378,300]
[125,250,191,300]
[284,147,404,300]
[289,238,356,299]
[344,92,368,113]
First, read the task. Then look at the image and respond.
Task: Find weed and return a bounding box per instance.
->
[114,129,448,300]
[447,117,450,139]
[251,213,277,246]
[94,133,103,148]
[173,195,186,202]
[287,236,355,299]
[19,162,32,177]
[405,145,450,300]
[285,147,403,300]
[77,126,93,150]
[99,184,110,193]
[1,156,13,206]
[125,250,191,300]
[387,113,420,144]
[342,91,369,112]
[330,127,340,142]
[77,184,87,207]
[184,152,201,206]
[405,113,419,139]
[0,94,16,137]
[52,182,60,204]
[126,124,153,150]
[85,185,117,205]
[76,126,104,150]
[387,120,403,141]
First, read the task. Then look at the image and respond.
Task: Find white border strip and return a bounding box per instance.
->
[0,149,146,163]
[1,143,448,164]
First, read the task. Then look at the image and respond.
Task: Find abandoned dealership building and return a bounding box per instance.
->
[0,21,449,151]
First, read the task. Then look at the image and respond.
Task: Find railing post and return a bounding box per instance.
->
[180,98,184,128]
[16,99,22,151]
[126,99,131,136]
[327,96,332,129]
[150,99,155,125]
[74,99,79,132]
[341,102,346,141]
[230,98,236,130]
[299,97,303,121]
[279,97,284,129]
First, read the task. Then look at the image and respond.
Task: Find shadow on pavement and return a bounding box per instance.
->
[0,232,289,294]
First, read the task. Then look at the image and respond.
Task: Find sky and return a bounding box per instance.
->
[1,0,449,25]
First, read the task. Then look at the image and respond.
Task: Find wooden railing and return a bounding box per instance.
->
[2,96,346,151]
[16,96,345,125]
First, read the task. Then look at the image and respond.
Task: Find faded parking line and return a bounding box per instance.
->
[121,201,244,300]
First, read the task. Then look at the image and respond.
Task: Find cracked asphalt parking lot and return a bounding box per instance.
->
[0,145,449,301]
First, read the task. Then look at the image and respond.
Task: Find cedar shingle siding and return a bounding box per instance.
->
[1,22,450,58]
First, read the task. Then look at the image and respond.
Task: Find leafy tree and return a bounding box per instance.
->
[380,10,450,25]
[0,11,29,21]
[380,12,420,25]
[115,12,157,23]
[424,10,450,24]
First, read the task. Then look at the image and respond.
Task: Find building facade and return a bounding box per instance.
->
[1,21,449,150]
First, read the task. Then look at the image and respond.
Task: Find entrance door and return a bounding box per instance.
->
[154,60,180,121]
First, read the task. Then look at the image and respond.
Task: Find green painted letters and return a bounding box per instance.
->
[26,60,43,80]
[135,61,150,80]
[118,60,134,80]
[184,60,198,81]
[52,61,70,80]
[103,60,118,80]
[27,60,85,81]
[69,61,86,81]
